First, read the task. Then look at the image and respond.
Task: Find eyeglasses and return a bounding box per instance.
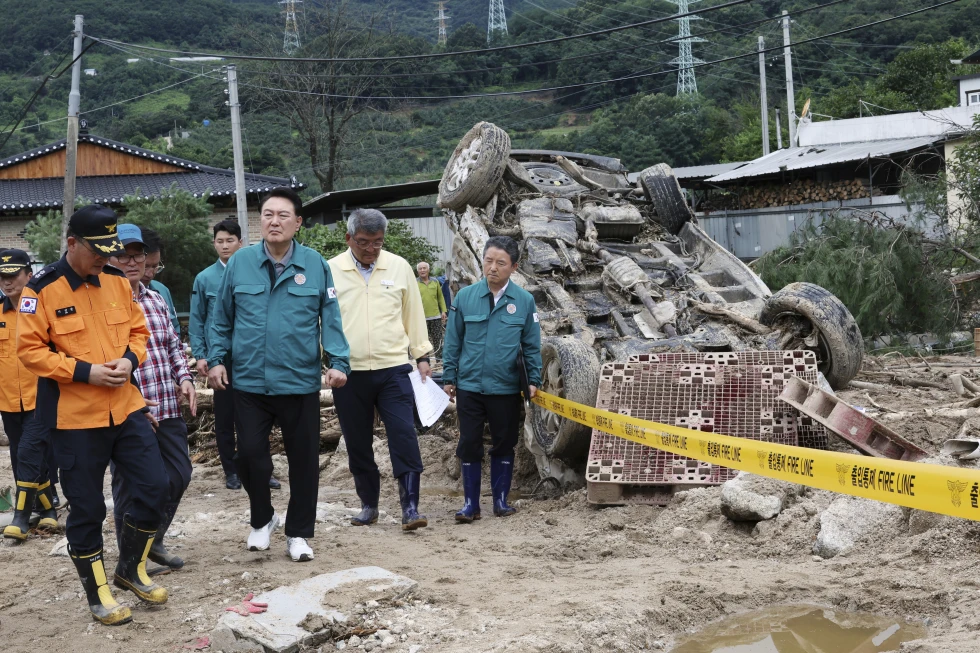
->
[113,252,148,264]
[154,264,165,273]
[352,238,384,250]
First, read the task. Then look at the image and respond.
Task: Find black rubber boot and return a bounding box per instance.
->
[454,462,482,523]
[69,546,132,626]
[397,472,428,531]
[491,455,518,517]
[148,503,184,570]
[113,516,168,605]
[3,481,38,541]
[35,481,61,532]
[350,472,380,526]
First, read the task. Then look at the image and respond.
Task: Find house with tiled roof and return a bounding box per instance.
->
[0,133,303,251]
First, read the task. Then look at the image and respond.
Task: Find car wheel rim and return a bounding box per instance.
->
[541,356,565,440]
[446,137,483,192]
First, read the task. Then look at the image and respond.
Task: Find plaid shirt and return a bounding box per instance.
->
[135,283,192,420]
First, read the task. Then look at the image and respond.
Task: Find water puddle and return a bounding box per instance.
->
[670,605,926,652]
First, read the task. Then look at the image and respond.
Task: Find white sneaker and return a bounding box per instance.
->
[287,537,314,562]
[246,513,280,551]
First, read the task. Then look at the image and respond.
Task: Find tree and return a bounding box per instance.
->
[122,184,216,310]
[243,0,428,193]
[23,210,63,264]
[297,220,440,268]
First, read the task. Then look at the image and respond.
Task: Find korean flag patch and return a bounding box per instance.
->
[327,287,337,299]
[533,312,539,323]
[19,297,38,314]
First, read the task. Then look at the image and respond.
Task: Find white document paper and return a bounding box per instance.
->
[409,370,451,427]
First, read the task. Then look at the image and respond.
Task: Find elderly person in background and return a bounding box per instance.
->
[329,209,433,531]
[417,261,447,357]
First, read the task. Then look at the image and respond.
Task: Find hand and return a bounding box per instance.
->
[180,380,198,417]
[195,358,209,377]
[326,369,347,388]
[105,357,133,378]
[208,364,228,391]
[443,383,456,401]
[441,313,447,323]
[418,361,432,383]
[143,400,160,431]
[89,361,131,387]
[528,385,538,399]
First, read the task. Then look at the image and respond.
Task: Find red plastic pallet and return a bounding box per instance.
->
[586,351,828,505]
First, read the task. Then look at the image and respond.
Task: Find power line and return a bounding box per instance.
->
[90,0,757,64]
[230,0,967,102]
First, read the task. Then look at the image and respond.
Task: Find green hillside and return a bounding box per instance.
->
[1,0,978,195]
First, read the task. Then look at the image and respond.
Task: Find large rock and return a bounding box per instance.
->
[813,495,905,559]
[720,472,800,522]
[219,567,416,653]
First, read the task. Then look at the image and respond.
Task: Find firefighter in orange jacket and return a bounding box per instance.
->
[0,248,60,541]
[17,205,170,627]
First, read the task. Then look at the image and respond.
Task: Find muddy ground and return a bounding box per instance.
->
[3,354,980,652]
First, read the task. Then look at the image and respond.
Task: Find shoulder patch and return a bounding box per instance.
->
[533,312,539,322]
[19,297,38,314]
[327,287,337,299]
[26,264,62,293]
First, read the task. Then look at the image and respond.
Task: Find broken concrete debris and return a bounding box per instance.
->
[720,472,802,522]
[218,567,416,653]
[812,495,905,559]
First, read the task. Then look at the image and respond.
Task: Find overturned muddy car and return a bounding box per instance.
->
[437,122,863,482]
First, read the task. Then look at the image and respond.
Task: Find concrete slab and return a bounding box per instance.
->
[219,566,417,653]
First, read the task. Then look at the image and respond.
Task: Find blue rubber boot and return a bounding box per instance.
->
[350,473,380,526]
[397,472,428,531]
[454,462,482,523]
[491,456,517,517]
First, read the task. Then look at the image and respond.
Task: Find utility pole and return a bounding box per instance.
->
[668,0,706,95]
[775,108,783,149]
[435,1,450,46]
[487,0,508,44]
[758,36,769,156]
[782,10,797,147]
[226,65,249,245]
[61,14,84,254]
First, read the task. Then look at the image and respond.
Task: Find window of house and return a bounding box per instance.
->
[969,91,980,106]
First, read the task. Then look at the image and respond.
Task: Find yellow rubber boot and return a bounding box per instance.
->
[113,516,168,605]
[3,481,38,541]
[35,481,61,532]
[69,546,133,626]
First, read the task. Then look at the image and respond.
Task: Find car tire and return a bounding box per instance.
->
[526,336,600,463]
[438,121,511,212]
[638,163,695,235]
[759,282,864,389]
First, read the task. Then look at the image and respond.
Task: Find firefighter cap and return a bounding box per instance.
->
[68,204,124,255]
[0,248,30,275]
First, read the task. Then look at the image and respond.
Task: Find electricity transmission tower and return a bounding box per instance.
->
[434,1,450,46]
[487,0,508,44]
[281,0,302,55]
[667,0,705,95]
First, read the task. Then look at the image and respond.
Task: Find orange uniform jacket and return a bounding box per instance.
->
[16,258,150,430]
[0,296,37,413]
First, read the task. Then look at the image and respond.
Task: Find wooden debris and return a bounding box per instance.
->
[691,301,772,335]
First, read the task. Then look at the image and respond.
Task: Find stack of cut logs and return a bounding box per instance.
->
[704,179,880,211]
[736,179,873,209]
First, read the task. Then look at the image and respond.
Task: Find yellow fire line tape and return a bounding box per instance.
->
[531,390,980,520]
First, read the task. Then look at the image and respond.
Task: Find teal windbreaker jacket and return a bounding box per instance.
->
[442,278,542,395]
[207,241,351,395]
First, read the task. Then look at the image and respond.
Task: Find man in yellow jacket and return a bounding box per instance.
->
[329,209,433,531]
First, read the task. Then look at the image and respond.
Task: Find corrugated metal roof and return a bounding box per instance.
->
[671,162,747,179]
[706,137,940,183]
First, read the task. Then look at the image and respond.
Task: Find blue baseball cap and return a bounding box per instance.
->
[117,223,145,247]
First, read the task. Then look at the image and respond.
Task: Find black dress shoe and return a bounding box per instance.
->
[268,477,281,490]
[226,474,242,490]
